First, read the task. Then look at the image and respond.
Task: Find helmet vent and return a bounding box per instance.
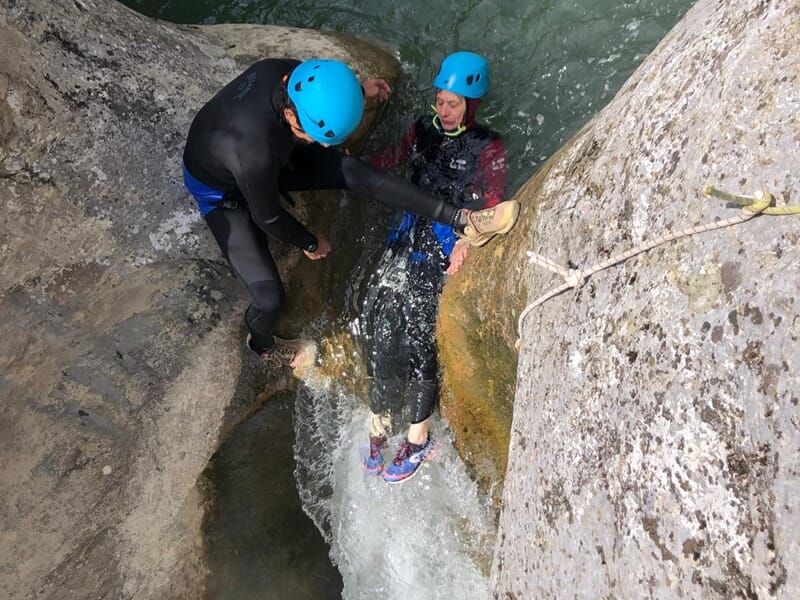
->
[432,51,489,99]
[286,58,364,144]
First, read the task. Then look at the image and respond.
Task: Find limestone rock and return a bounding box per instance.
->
[484,0,800,597]
[0,1,398,598]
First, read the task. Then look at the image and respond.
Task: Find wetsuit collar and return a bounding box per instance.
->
[431,110,466,137]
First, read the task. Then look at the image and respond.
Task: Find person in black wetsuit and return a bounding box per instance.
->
[182,57,520,370]
[359,52,508,483]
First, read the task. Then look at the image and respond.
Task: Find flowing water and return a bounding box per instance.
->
[122,0,694,597]
[125,0,693,194]
[293,368,494,599]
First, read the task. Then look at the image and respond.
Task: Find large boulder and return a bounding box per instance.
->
[0,1,398,598]
[447,0,799,597]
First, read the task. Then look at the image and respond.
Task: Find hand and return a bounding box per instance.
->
[361,78,392,102]
[303,234,331,260]
[446,241,470,275]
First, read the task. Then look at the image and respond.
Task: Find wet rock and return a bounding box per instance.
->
[453,0,800,597]
[0,1,399,599]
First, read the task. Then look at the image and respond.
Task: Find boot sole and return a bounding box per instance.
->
[289,343,318,369]
[248,334,318,370]
[463,201,521,247]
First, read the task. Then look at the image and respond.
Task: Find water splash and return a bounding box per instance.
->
[294,367,494,599]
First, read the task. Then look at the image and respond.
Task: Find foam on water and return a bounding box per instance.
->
[294,372,494,600]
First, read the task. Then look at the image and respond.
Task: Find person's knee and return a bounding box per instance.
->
[249,279,285,317]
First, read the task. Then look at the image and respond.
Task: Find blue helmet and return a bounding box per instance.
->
[288,59,364,145]
[433,51,490,99]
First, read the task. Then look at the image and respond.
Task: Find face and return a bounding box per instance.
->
[435,90,467,130]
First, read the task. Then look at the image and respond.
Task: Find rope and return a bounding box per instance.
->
[514,187,796,351]
[703,185,800,215]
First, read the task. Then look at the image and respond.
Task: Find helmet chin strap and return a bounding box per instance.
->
[431,108,466,137]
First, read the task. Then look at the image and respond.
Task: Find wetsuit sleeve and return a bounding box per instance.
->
[231,150,318,250]
[371,123,417,170]
[472,138,507,209]
[340,156,458,226]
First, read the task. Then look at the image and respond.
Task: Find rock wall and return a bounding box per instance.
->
[484,0,800,597]
[0,2,398,598]
[5,0,797,597]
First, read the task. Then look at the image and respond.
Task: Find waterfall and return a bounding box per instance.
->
[294,367,495,599]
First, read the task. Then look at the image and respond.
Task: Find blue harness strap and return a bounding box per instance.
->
[183,164,225,216]
[387,211,458,263]
[386,212,417,247]
[431,221,457,257]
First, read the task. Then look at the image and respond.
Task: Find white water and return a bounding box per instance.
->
[293,369,495,600]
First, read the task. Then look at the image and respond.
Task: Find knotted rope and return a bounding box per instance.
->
[515,186,799,351]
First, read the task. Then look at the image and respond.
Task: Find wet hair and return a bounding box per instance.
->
[464,98,481,128]
[273,74,299,123]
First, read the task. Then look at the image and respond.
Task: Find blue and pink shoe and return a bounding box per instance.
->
[361,435,387,476]
[383,435,433,484]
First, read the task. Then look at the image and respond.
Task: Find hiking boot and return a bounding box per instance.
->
[383,435,433,484]
[361,434,387,476]
[247,334,317,369]
[458,200,521,247]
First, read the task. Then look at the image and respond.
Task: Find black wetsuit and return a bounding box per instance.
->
[182,58,462,352]
[362,115,506,423]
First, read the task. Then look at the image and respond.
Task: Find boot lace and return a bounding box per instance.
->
[392,442,413,465]
[260,339,298,367]
[472,207,496,225]
[369,435,386,459]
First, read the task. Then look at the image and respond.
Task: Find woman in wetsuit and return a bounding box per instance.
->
[360,52,508,483]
